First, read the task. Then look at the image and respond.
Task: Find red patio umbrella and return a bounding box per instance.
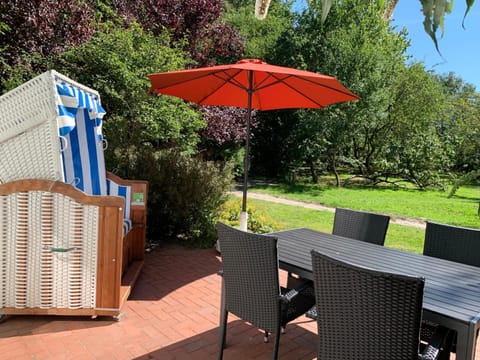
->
[148,59,359,231]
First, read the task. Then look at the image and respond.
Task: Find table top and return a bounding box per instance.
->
[271,228,480,327]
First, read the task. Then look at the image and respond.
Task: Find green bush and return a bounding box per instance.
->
[217,197,281,234]
[143,149,233,248]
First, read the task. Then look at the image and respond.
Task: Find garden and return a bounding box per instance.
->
[1,0,478,250]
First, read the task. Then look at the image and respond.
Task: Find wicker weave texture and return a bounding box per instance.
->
[311,250,424,360]
[0,120,63,183]
[0,71,57,143]
[0,71,64,184]
[0,190,98,310]
[217,222,281,334]
[423,221,480,267]
[332,207,390,246]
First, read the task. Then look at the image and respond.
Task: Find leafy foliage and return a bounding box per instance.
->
[51,24,204,173]
[252,0,479,189]
[308,0,476,53]
[0,1,250,245]
[146,149,233,247]
[107,0,244,66]
[383,62,448,188]
[262,1,412,184]
[0,0,95,86]
[201,106,254,144]
[218,197,280,233]
[223,0,294,59]
[435,73,480,174]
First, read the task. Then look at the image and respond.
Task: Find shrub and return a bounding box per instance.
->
[144,149,233,248]
[217,197,281,234]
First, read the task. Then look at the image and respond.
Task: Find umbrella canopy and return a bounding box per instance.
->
[148,59,359,231]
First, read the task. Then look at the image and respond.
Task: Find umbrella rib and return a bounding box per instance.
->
[195,69,250,105]
[255,73,358,107]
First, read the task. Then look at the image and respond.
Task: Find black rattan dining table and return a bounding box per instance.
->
[270,227,480,360]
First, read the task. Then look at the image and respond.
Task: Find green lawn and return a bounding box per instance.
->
[250,182,480,228]
[244,180,478,254]
[249,198,425,254]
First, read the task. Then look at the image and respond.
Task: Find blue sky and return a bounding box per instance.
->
[292,1,480,90]
[392,1,480,90]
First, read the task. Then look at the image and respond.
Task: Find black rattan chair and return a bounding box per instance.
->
[423,221,480,266]
[299,207,390,320]
[310,250,452,360]
[332,207,390,245]
[216,222,315,360]
[421,221,480,351]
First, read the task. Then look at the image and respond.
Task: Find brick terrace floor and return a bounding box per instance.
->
[0,245,477,359]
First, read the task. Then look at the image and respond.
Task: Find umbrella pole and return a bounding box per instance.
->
[240,72,253,232]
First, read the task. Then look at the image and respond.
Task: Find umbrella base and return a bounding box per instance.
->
[240,211,248,232]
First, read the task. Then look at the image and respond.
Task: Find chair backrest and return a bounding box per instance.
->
[216,222,281,334]
[0,70,108,195]
[311,250,424,360]
[0,71,64,184]
[55,74,108,196]
[332,207,390,246]
[423,221,480,267]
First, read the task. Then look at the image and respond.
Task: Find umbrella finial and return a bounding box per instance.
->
[237,59,266,65]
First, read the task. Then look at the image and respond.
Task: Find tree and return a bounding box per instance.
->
[435,72,480,173]
[51,25,204,176]
[268,1,410,184]
[306,0,476,52]
[223,0,294,59]
[0,0,95,89]
[383,63,449,188]
[107,0,244,66]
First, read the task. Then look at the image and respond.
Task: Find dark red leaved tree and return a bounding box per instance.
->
[0,0,94,77]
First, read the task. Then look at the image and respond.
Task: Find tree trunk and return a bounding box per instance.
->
[383,0,399,21]
[330,151,340,187]
[309,161,318,184]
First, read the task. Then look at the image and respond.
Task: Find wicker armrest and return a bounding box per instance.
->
[281,279,314,302]
[419,326,453,360]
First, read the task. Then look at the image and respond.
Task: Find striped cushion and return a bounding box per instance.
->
[123,219,133,235]
[56,76,107,196]
[107,178,131,222]
[61,108,107,195]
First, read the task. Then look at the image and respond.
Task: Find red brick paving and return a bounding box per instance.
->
[0,245,477,359]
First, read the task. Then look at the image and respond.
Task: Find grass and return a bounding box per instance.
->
[249,198,425,254]
[244,178,478,254]
[250,181,480,229]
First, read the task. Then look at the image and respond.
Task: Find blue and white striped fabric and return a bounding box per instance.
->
[62,108,107,195]
[56,77,108,196]
[55,78,106,140]
[56,76,133,234]
[56,81,78,136]
[107,178,132,234]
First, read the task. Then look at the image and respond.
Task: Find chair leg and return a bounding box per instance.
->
[218,310,228,360]
[273,328,281,360]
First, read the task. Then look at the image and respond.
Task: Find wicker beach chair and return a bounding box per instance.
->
[310,250,452,360]
[0,70,148,319]
[216,222,315,360]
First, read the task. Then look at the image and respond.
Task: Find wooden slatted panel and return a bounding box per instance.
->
[95,205,123,310]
